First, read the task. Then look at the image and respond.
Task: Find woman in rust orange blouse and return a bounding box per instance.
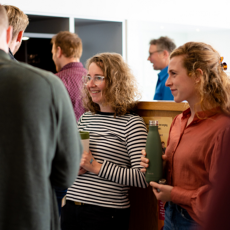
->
[141,42,230,229]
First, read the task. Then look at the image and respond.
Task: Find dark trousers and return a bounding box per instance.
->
[61,200,130,230]
[55,188,67,215]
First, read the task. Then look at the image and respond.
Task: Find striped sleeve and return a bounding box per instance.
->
[98,116,148,188]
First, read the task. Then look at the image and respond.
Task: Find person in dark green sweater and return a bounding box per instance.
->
[0,6,82,230]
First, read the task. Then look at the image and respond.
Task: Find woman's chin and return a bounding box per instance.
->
[173,97,183,103]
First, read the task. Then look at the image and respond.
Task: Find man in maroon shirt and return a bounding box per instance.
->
[51,31,87,215]
[51,31,87,121]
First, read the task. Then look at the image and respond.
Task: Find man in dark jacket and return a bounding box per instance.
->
[0,6,82,230]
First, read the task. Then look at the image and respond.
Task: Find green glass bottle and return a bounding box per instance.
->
[145,120,163,183]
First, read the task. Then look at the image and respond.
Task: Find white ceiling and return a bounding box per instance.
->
[3,0,230,29]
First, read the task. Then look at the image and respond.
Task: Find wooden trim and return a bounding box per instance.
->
[137,101,188,111]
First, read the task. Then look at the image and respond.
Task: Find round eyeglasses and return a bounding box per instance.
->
[83,75,105,86]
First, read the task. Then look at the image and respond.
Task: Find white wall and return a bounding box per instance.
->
[127,20,187,100]
[127,20,230,100]
[3,0,230,29]
[187,31,230,64]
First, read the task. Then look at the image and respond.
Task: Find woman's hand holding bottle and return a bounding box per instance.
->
[140,149,149,173]
[140,149,172,201]
[140,149,167,173]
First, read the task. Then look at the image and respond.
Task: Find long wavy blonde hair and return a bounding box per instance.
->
[82,53,141,116]
[170,42,230,115]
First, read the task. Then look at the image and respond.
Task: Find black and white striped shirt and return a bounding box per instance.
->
[66,111,148,209]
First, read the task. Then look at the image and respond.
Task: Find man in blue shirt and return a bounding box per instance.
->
[147,36,176,100]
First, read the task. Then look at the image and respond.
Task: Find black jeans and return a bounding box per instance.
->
[61,200,130,230]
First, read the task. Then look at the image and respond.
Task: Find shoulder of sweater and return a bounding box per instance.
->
[10,61,63,87]
[123,113,145,126]
[7,59,56,79]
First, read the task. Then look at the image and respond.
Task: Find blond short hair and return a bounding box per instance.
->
[83,53,141,116]
[3,5,29,39]
[51,31,83,59]
[0,5,8,30]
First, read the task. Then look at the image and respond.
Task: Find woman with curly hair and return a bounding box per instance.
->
[141,42,230,229]
[61,53,148,230]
